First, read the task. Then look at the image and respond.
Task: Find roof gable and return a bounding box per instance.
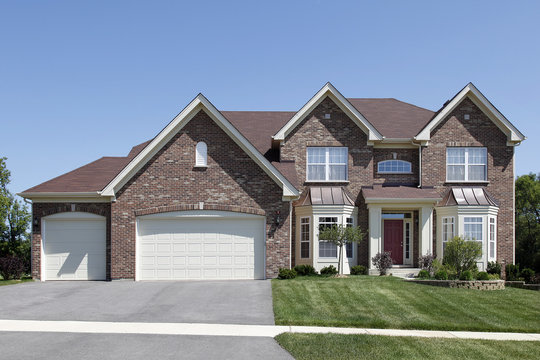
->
[273,82,383,142]
[100,94,299,198]
[415,83,525,145]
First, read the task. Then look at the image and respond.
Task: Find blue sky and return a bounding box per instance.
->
[1,1,538,194]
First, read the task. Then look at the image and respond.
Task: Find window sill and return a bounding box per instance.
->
[378,172,413,175]
[193,165,208,168]
[305,180,349,184]
[445,180,489,184]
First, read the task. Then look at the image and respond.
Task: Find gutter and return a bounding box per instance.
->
[23,198,33,278]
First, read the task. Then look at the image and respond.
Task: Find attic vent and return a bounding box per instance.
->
[324,113,331,119]
[464,114,470,120]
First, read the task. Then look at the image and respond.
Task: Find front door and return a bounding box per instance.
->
[384,220,403,265]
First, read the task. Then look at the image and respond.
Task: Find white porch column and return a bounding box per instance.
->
[419,206,434,256]
[368,205,382,269]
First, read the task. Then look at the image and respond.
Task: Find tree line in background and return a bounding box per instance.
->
[515,173,540,273]
[0,157,31,279]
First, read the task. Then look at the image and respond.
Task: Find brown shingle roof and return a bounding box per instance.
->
[348,98,435,138]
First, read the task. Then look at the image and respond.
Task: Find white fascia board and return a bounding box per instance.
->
[273,82,383,142]
[18,192,104,199]
[416,83,526,143]
[101,94,298,198]
[364,198,441,204]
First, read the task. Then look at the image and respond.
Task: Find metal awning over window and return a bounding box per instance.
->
[438,187,499,207]
[294,186,355,206]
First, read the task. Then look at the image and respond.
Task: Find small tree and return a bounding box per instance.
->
[372,251,393,275]
[318,224,365,275]
[442,236,481,277]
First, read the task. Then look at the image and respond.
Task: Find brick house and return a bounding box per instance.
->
[20,83,525,280]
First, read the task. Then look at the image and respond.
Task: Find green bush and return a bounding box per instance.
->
[488,273,500,280]
[320,265,338,276]
[434,270,448,280]
[372,251,393,276]
[293,264,318,276]
[505,264,520,281]
[417,269,430,279]
[442,236,481,278]
[487,261,502,276]
[350,265,368,275]
[521,268,535,283]
[278,268,297,279]
[459,270,474,281]
[0,256,25,280]
[476,271,490,280]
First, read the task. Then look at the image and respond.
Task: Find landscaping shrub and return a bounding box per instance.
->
[442,236,481,278]
[350,265,368,275]
[372,251,393,276]
[418,254,435,275]
[0,256,25,280]
[278,268,297,279]
[417,269,430,279]
[521,268,535,283]
[293,264,317,276]
[459,270,474,281]
[320,265,338,276]
[487,261,502,276]
[488,273,500,280]
[434,269,448,280]
[476,271,490,280]
[505,264,520,281]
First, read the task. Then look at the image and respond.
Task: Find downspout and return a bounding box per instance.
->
[289,200,293,269]
[411,140,422,188]
[23,198,33,278]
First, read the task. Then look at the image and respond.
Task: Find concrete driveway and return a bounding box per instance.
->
[0,280,275,325]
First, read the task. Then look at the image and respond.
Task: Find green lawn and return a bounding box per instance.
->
[272,276,540,333]
[275,333,540,360]
[0,278,33,286]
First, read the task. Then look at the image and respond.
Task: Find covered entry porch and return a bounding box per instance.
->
[362,185,442,276]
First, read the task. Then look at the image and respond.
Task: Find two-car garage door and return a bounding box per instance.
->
[138,211,266,280]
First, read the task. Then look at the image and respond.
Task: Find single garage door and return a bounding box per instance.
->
[137,211,265,280]
[42,212,106,281]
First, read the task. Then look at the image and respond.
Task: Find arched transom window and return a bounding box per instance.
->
[377,160,411,174]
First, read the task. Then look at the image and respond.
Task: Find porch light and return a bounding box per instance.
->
[275,211,281,225]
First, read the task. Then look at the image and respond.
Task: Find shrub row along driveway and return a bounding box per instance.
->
[272,276,540,333]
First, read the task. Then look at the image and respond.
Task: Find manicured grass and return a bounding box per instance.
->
[272,276,540,332]
[275,333,540,360]
[0,278,33,286]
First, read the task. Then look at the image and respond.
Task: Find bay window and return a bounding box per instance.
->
[300,217,310,259]
[318,217,338,257]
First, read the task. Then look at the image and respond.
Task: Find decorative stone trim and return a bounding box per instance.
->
[408,279,505,290]
[134,203,266,217]
[505,281,540,291]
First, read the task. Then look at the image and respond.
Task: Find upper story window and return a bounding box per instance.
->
[307,147,348,182]
[446,147,487,182]
[377,160,412,174]
[195,142,207,167]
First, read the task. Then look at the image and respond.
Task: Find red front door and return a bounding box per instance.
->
[384,220,403,265]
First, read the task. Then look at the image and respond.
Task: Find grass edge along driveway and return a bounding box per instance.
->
[275,333,540,360]
[272,276,540,333]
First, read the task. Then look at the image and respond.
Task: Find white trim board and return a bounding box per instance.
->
[273,82,383,142]
[100,94,299,198]
[415,83,525,144]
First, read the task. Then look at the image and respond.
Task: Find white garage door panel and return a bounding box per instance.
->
[138,215,264,280]
[44,216,106,281]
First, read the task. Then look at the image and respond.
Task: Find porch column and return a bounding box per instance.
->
[419,206,434,256]
[368,205,382,269]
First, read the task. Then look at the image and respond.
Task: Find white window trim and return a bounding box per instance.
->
[446,147,487,182]
[441,216,455,257]
[377,159,412,174]
[195,141,208,167]
[306,147,348,182]
[489,216,497,261]
[300,217,310,259]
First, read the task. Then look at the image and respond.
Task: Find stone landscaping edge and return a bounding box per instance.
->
[505,281,540,291]
[406,279,505,290]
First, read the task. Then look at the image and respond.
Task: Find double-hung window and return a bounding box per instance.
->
[307,147,348,181]
[318,217,338,257]
[464,217,483,253]
[300,217,310,259]
[442,217,455,255]
[446,147,487,182]
[489,217,496,260]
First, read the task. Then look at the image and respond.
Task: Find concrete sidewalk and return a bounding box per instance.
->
[1,319,539,341]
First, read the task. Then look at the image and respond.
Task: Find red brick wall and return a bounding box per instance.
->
[422,97,515,266]
[111,109,289,279]
[282,97,373,266]
[31,203,111,280]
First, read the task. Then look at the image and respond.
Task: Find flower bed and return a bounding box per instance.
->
[407,279,505,290]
